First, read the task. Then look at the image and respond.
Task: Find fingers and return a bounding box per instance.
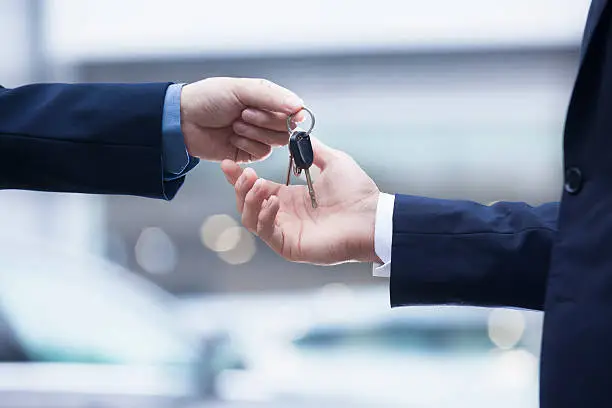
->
[241,109,287,132]
[221,160,243,185]
[234,167,258,213]
[224,167,287,259]
[233,78,303,115]
[242,178,269,232]
[233,120,288,147]
[257,196,283,253]
[240,179,284,254]
[241,109,304,133]
[229,135,272,160]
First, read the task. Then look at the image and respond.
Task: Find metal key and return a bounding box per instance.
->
[289,131,317,208]
[286,108,318,209]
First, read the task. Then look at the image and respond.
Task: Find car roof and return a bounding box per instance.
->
[0,235,174,306]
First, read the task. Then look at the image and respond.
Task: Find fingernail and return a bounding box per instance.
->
[244,168,255,178]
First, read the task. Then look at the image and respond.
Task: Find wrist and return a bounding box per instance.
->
[179,83,198,157]
[351,190,381,263]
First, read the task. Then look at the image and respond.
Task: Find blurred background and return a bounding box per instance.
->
[0,0,593,407]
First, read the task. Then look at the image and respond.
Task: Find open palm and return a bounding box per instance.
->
[222,138,380,265]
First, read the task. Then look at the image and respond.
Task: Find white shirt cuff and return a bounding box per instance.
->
[372,192,395,278]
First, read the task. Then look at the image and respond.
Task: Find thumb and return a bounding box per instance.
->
[310,137,339,170]
[234,78,303,115]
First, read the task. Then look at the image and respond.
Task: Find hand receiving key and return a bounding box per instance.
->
[286,107,318,208]
[221,136,381,265]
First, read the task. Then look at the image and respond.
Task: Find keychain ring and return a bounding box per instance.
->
[287,106,315,134]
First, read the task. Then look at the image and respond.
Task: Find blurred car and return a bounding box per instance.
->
[0,237,240,408]
[178,286,541,408]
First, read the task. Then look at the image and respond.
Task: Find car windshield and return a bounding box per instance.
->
[0,244,197,365]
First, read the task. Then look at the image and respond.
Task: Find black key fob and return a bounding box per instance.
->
[289,131,314,169]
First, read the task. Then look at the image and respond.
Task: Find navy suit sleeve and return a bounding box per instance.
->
[0,83,184,199]
[389,195,559,311]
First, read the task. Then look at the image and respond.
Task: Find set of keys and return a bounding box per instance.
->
[286,107,317,209]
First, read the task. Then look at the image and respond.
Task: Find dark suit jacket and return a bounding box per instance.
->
[390,1,612,407]
[0,82,183,199]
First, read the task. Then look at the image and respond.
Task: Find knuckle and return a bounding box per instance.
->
[238,125,254,139]
[242,109,261,124]
[258,78,273,88]
[232,121,246,134]
[244,191,258,206]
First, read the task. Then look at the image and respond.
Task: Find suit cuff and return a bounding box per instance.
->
[372,192,395,278]
[162,83,199,180]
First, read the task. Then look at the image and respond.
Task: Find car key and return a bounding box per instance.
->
[289,131,317,208]
[286,108,318,209]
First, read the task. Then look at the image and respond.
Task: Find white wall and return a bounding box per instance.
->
[0,0,31,86]
[44,0,591,63]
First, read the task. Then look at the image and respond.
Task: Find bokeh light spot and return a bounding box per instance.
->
[134,227,177,274]
[488,308,526,350]
[218,227,256,265]
[201,214,239,252]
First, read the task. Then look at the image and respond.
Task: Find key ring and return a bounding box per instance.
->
[287,106,315,134]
